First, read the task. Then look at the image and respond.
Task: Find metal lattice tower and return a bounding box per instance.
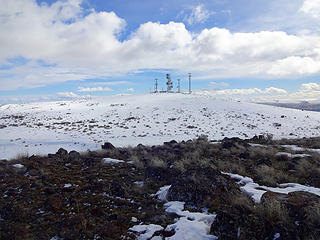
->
[154,78,158,93]
[166,74,173,92]
[188,73,191,94]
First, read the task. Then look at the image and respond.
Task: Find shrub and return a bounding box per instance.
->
[256,198,289,224]
[150,157,167,168]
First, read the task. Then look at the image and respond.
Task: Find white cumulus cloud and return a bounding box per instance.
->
[301,82,320,91]
[184,4,212,25]
[57,92,80,98]
[126,88,134,92]
[77,86,113,92]
[1,0,320,91]
[300,0,320,18]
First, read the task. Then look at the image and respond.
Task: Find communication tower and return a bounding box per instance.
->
[166,74,173,92]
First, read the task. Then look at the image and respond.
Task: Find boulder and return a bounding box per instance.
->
[261,191,320,216]
[101,142,115,150]
[221,137,248,149]
[166,167,238,209]
[56,148,68,157]
[68,150,80,162]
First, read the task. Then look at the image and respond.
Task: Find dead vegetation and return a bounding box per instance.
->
[1,135,320,239]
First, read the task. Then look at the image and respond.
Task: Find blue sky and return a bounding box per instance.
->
[0,0,320,103]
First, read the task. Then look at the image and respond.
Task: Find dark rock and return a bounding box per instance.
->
[164,140,178,146]
[107,213,118,221]
[56,148,68,156]
[151,214,167,225]
[101,142,115,150]
[251,134,273,144]
[44,195,64,213]
[261,191,320,211]
[167,168,238,209]
[222,137,249,149]
[239,151,250,159]
[145,166,176,183]
[29,169,39,177]
[110,181,125,197]
[68,150,80,162]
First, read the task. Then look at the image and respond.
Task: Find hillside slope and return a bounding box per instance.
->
[1,93,320,159]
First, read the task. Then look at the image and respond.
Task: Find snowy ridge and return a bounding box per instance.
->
[1,93,320,159]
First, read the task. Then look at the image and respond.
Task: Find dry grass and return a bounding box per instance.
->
[255,165,278,186]
[296,158,313,178]
[256,199,289,224]
[150,157,167,168]
[306,202,320,226]
[130,155,144,169]
[248,146,278,160]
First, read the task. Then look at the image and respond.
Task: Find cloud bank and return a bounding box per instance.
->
[199,82,320,103]
[0,0,320,91]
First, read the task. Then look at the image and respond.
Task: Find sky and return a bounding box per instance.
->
[0,0,320,103]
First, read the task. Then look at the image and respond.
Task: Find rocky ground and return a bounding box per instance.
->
[0,136,320,239]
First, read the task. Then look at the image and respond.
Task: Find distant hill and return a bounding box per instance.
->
[262,101,320,112]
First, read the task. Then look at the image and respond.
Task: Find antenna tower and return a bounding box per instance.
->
[188,73,192,94]
[166,74,173,92]
[154,78,158,93]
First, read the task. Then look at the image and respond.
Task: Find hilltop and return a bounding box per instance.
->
[1,93,320,159]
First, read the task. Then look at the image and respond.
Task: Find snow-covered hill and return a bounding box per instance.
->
[1,93,320,159]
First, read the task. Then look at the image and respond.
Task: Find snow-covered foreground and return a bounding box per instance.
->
[1,93,320,159]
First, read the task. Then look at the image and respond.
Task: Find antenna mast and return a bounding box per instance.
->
[166,74,173,92]
[154,78,158,93]
[188,73,191,94]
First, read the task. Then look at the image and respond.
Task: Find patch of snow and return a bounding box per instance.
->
[282,145,320,154]
[165,216,217,240]
[103,158,124,164]
[163,201,217,240]
[151,236,162,240]
[224,172,267,203]
[282,145,306,151]
[249,143,268,147]
[154,185,171,202]
[223,172,320,203]
[273,233,280,240]
[131,217,138,222]
[272,183,320,196]
[276,152,311,158]
[164,201,185,214]
[132,185,217,240]
[63,184,72,188]
[50,236,63,240]
[12,163,24,168]
[129,224,164,240]
[134,181,144,187]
